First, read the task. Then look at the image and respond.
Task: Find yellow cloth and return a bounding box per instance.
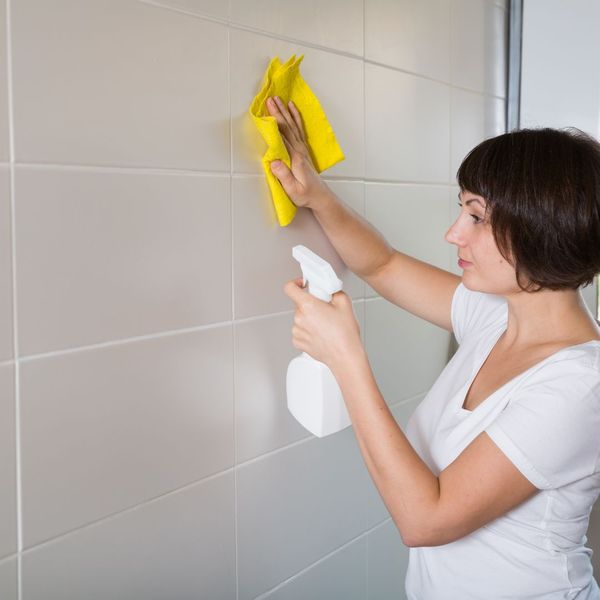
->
[249,54,345,227]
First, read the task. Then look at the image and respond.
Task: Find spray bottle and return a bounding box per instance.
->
[286,245,352,438]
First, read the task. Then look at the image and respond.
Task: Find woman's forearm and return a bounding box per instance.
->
[311,188,394,279]
[330,347,440,547]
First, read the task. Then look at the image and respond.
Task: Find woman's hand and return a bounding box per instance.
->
[266,96,333,209]
[284,277,365,371]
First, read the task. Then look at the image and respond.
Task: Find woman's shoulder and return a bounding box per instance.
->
[451,282,507,345]
[521,340,600,394]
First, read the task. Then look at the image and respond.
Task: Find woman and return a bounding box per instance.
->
[266,95,600,599]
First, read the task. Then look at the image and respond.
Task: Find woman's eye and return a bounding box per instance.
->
[457,202,484,224]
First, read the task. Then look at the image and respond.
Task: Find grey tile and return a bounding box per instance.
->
[366,64,450,183]
[15,168,230,355]
[12,0,229,170]
[21,326,234,547]
[237,430,369,600]
[261,537,367,600]
[365,298,453,404]
[22,472,236,600]
[0,168,12,361]
[367,520,409,600]
[233,176,364,319]
[365,0,451,83]
[0,556,17,600]
[231,0,363,56]
[231,28,364,179]
[0,363,16,559]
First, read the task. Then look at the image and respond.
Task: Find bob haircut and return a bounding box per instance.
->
[456,127,600,292]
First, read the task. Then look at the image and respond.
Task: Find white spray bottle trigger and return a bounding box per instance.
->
[292,245,343,302]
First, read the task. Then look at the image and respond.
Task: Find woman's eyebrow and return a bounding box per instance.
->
[457,192,485,207]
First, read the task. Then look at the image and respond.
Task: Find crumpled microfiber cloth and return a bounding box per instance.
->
[249,54,345,227]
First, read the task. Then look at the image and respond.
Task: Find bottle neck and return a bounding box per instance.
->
[307,282,332,302]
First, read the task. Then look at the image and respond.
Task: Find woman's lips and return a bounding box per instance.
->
[458,258,472,268]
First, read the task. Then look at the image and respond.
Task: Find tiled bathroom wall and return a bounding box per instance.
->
[0,1,508,598]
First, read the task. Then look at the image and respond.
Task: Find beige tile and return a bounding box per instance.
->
[231,0,363,56]
[21,325,234,547]
[235,300,366,463]
[485,95,507,137]
[486,4,508,98]
[233,176,364,319]
[367,520,410,599]
[140,0,228,19]
[365,184,451,297]
[451,92,506,189]
[237,429,369,600]
[451,0,507,97]
[231,28,364,179]
[0,0,8,163]
[365,0,451,83]
[22,472,235,600]
[0,364,16,559]
[365,297,453,404]
[0,557,17,600]
[15,168,230,355]
[366,64,450,182]
[262,538,367,600]
[12,0,229,170]
[0,168,12,361]
[235,312,312,463]
[451,88,486,179]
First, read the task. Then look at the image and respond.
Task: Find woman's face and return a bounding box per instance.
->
[445,190,521,295]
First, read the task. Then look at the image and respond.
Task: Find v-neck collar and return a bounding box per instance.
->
[456,327,600,415]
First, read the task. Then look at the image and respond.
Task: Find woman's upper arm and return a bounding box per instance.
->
[411,431,539,547]
[363,250,462,332]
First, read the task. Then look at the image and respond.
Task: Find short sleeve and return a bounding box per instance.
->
[485,361,600,490]
[451,283,507,345]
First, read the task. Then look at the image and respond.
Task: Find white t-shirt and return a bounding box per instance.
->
[404,282,600,599]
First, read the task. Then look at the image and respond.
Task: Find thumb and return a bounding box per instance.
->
[270,160,298,195]
[331,290,352,307]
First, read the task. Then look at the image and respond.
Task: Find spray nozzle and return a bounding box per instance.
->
[292,245,343,302]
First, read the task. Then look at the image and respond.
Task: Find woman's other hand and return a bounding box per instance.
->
[266,96,333,209]
[284,277,364,371]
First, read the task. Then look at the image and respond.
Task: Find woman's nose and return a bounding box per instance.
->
[445,220,464,245]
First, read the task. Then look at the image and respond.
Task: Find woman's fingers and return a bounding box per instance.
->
[273,96,302,142]
[287,100,307,144]
[266,97,300,145]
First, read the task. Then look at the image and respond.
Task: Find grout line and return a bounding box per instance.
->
[0,553,17,567]
[139,0,506,100]
[7,161,462,187]
[252,519,393,600]
[14,161,231,177]
[18,466,236,556]
[5,1,21,597]
[12,386,425,557]
[227,22,240,600]
[12,298,368,364]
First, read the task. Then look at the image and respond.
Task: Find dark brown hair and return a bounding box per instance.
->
[456,127,600,292]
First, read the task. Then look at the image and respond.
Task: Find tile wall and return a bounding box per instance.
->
[0,0,508,598]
